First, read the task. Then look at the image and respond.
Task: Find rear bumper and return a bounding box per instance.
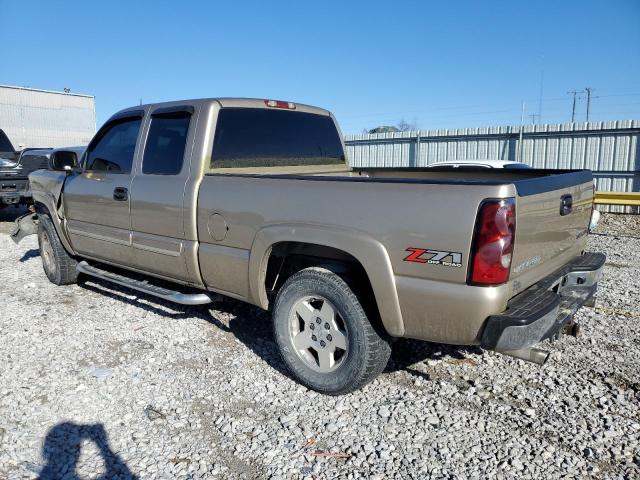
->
[0,177,31,205]
[0,191,31,205]
[480,252,606,351]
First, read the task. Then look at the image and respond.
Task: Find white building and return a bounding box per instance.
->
[0,85,96,151]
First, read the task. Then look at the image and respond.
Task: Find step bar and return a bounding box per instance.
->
[76,261,212,306]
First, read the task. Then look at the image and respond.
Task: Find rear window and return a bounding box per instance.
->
[210,108,345,170]
[19,153,50,171]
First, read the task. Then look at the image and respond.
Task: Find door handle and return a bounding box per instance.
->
[113,187,129,201]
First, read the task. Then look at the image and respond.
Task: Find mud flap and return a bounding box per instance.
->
[10,213,38,244]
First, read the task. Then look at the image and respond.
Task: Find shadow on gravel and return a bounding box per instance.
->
[77,275,483,385]
[39,422,137,480]
[80,280,201,320]
[78,277,295,381]
[207,296,294,379]
[387,339,484,380]
[19,248,39,262]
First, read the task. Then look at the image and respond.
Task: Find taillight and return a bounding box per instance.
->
[468,198,516,285]
[264,99,296,109]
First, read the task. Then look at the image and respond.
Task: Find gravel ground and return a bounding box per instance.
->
[0,212,639,479]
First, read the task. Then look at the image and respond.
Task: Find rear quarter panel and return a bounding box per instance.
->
[196,175,516,343]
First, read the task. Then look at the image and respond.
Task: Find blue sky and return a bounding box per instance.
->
[1,0,639,133]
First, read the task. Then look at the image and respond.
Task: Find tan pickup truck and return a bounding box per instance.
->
[13,98,605,394]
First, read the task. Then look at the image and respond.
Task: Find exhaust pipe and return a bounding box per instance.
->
[562,321,581,338]
[497,347,550,365]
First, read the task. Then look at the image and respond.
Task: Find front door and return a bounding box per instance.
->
[63,114,144,266]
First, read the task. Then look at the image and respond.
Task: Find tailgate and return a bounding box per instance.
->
[510,177,593,294]
[1,176,29,194]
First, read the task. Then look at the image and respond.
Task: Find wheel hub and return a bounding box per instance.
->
[288,296,349,373]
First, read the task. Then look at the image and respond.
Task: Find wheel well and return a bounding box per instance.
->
[34,201,50,217]
[264,242,379,318]
[33,201,77,257]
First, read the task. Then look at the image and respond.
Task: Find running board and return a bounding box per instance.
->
[76,261,212,306]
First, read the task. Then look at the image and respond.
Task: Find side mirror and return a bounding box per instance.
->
[50,151,79,172]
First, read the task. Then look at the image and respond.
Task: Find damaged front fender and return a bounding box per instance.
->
[10,212,38,244]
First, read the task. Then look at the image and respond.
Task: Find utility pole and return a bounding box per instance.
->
[528,114,538,124]
[585,87,593,122]
[568,90,582,123]
[538,69,544,124]
[518,102,525,162]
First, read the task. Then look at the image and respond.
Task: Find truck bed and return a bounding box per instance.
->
[197,167,593,344]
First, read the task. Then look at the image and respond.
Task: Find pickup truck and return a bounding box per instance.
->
[0,148,52,208]
[13,98,605,394]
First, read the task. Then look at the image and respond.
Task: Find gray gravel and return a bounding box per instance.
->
[593,211,640,237]
[0,212,639,479]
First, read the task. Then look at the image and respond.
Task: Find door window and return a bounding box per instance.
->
[142,113,191,175]
[86,118,142,173]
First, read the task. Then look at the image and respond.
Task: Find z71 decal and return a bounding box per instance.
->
[404,247,463,268]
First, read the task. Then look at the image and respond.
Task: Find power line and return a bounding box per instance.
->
[338,93,640,132]
[595,92,640,98]
[338,92,640,121]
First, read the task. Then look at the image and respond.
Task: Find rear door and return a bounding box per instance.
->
[63,112,144,265]
[128,105,197,282]
[197,105,346,298]
[509,176,594,294]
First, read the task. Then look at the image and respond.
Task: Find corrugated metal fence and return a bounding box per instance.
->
[345,120,639,212]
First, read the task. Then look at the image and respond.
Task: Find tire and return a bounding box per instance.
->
[273,267,391,395]
[37,214,78,285]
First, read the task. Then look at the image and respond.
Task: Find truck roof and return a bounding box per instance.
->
[110,98,332,123]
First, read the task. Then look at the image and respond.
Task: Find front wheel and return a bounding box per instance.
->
[273,267,391,395]
[37,214,78,285]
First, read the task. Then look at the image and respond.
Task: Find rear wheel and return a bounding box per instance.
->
[273,267,391,395]
[37,214,78,285]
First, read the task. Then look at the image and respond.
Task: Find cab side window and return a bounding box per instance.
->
[86,118,142,173]
[142,113,191,175]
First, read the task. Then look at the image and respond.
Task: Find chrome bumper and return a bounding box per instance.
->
[481,252,606,353]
